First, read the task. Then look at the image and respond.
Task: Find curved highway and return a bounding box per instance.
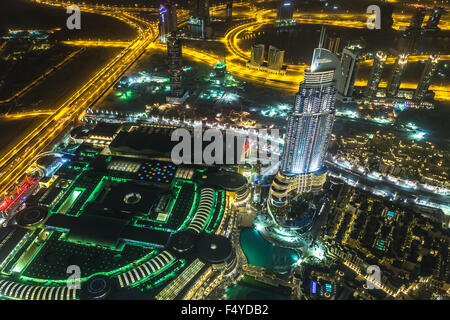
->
[0,0,158,196]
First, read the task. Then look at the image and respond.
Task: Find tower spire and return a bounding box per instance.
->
[319,26,326,49]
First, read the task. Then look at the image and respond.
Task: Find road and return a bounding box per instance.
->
[0,0,157,197]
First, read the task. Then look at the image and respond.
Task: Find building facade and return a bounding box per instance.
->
[414,54,440,102]
[425,7,444,30]
[276,1,295,26]
[387,54,408,98]
[226,1,233,22]
[365,51,387,98]
[189,0,210,38]
[159,1,178,44]
[249,44,265,67]
[267,45,285,72]
[337,43,363,102]
[167,32,183,99]
[270,47,341,207]
[409,7,427,30]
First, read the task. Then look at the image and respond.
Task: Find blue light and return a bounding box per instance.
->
[311,281,318,294]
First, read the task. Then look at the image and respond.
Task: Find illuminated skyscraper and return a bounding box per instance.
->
[365,51,387,99]
[387,54,408,97]
[276,1,295,26]
[188,0,210,38]
[250,44,265,67]
[408,7,427,30]
[425,7,445,30]
[414,54,440,102]
[337,43,363,102]
[167,32,183,98]
[326,35,341,55]
[190,0,209,19]
[226,1,232,22]
[159,1,178,44]
[267,45,285,71]
[270,39,341,207]
[399,7,426,52]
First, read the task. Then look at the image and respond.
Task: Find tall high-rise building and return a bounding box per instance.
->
[249,44,265,67]
[226,1,233,22]
[337,43,363,102]
[276,1,295,26]
[267,45,285,71]
[365,51,387,99]
[414,54,440,102]
[159,1,178,44]
[188,0,210,38]
[397,7,427,53]
[270,44,341,207]
[408,7,427,31]
[387,54,408,97]
[190,0,209,20]
[167,32,183,98]
[326,35,341,55]
[425,7,445,30]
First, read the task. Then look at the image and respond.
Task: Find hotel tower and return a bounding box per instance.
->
[270,31,341,208]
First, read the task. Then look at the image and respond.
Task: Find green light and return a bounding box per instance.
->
[119,90,133,100]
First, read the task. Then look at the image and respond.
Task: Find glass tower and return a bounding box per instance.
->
[281,70,336,174]
[414,54,440,101]
[270,46,340,207]
[159,1,178,44]
[167,32,183,97]
[337,43,363,102]
[365,51,387,99]
[387,54,408,97]
[425,7,444,30]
